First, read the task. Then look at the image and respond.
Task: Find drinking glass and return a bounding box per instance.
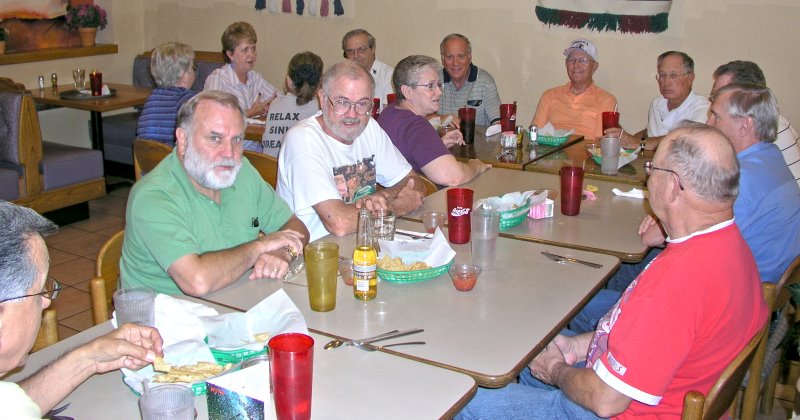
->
[304,242,339,312]
[113,287,155,327]
[72,68,85,89]
[269,333,314,420]
[139,384,194,420]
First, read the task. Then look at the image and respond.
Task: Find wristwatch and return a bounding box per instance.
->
[640,136,647,151]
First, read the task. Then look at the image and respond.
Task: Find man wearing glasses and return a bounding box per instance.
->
[609,51,709,151]
[277,61,426,241]
[0,201,163,419]
[531,38,616,140]
[342,29,394,109]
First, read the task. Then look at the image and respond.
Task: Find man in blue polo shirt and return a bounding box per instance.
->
[121,90,309,296]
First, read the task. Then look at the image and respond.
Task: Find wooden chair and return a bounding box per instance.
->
[90,231,124,325]
[418,174,438,196]
[31,308,58,352]
[741,255,800,416]
[681,304,770,420]
[0,77,27,92]
[133,139,173,181]
[244,150,278,189]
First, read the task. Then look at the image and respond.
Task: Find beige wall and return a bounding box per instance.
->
[4,0,799,145]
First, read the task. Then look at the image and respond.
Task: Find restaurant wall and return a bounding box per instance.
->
[2,0,798,147]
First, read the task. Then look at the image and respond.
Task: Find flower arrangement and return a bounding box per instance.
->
[65,4,108,30]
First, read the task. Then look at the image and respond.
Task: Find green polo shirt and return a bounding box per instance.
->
[120,151,293,295]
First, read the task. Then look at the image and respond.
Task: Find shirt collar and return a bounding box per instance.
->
[443,63,478,84]
[665,218,735,244]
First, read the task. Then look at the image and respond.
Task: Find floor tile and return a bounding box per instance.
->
[109,186,132,199]
[57,325,79,341]
[71,213,125,233]
[50,286,91,320]
[45,226,85,245]
[60,309,95,332]
[48,231,107,258]
[48,257,95,287]
[89,195,128,216]
[95,225,125,241]
[47,247,80,266]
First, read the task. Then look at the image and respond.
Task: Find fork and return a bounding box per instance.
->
[352,341,426,352]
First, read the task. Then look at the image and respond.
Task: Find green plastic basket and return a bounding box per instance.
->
[123,360,238,397]
[378,259,454,284]
[210,346,267,364]
[537,134,569,146]
[498,198,532,230]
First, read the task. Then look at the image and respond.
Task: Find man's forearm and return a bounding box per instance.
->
[19,347,97,414]
[554,364,631,418]
[169,240,268,295]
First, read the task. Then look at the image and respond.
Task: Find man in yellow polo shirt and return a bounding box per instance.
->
[531,38,616,140]
[121,90,309,296]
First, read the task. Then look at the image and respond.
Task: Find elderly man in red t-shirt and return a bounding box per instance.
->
[456,123,768,419]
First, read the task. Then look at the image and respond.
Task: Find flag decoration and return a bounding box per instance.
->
[535,0,672,34]
[255,0,345,17]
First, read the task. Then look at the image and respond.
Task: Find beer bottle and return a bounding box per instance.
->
[353,209,377,300]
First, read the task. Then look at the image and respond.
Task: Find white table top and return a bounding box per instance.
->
[406,168,651,262]
[7,312,475,419]
[201,220,620,387]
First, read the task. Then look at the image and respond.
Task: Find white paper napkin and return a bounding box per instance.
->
[612,188,648,199]
[475,190,538,212]
[246,118,267,125]
[485,124,502,137]
[379,228,456,267]
[539,122,574,137]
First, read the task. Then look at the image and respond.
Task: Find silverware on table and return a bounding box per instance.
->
[353,341,426,352]
[395,229,433,240]
[323,328,424,350]
[541,251,603,269]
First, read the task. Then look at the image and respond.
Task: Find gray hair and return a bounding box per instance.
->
[150,42,195,87]
[713,60,766,86]
[665,122,739,203]
[320,60,375,98]
[341,29,376,58]
[393,55,440,102]
[176,90,245,141]
[713,83,779,142]
[0,202,57,302]
[440,33,472,55]
[657,51,694,74]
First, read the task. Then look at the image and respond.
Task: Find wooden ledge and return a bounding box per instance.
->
[0,44,118,66]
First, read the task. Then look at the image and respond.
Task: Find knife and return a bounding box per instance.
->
[541,251,603,269]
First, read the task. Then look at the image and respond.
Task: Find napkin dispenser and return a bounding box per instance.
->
[207,362,273,420]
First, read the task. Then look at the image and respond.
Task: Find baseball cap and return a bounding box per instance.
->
[563,38,598,61]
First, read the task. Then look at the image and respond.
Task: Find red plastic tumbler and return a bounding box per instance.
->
[89,71,103,96]
[447,188,474,244]
[560,166,584,216]
[386,93,397,104]
[499,103,517,132]
[269,333,314,420]
[602,111,620,132]
[371,98,380,118]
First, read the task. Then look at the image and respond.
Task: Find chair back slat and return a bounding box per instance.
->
[244,151,278,189]
[91,231,124,325]
[133,139,173,181]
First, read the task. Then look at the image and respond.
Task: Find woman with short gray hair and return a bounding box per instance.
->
[136,42,198,146]
[378,55,490,188]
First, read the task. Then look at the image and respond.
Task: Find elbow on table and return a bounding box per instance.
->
[172,272,215,297]
[321,218,354,237]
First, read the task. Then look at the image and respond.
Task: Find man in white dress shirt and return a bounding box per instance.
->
[342,29,394,109]
[608,51,709,152]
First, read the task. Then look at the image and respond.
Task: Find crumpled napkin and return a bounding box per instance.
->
[378,228,456,268]
[475,190,537,212]
[539,122,574,138]
[590,146,642,169]
[246,118,267,125]
[485,124,502,137]
[612,188,648,199]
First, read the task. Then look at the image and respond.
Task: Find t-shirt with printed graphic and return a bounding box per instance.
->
[584,221,767,419]
[277,112,412,241]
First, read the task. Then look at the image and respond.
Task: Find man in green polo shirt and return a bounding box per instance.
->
[121,90,309,296]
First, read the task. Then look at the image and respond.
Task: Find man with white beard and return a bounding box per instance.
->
[121,91,308,296]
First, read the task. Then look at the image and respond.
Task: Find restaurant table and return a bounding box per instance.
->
[6,311,476,419]
[31,83,152,153]
[246,121,265,142]
[449,126,584,170]
[524,137,652,186]
[405,167,650,263]
[201,219,620,388]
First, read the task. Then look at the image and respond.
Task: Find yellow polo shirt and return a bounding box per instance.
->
[532,82,617,140]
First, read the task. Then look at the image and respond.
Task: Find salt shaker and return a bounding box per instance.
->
[528,124,538,146]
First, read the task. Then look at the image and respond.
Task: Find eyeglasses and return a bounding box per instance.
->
[344,46,371,57]
[565,57,593,65]
[655,72,690,82]
[324,93,373,115]
[644,161,685,190]
[0,278,62,304]
[410,82,443,91]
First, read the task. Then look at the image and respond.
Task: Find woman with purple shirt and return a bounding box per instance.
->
[378,55,490,188]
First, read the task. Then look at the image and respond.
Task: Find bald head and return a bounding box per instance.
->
[660,122,739,204]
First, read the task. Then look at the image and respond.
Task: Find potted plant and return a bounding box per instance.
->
[65,3,108,47]
[0,28,7,54]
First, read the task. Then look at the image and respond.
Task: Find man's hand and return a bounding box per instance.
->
[85,323,163,374]
[441,128,465,148]
[638,215,666,247]
[388,178,424,215]
[354,194,389,212]
[530,344,569,385]
[250,229,305,279]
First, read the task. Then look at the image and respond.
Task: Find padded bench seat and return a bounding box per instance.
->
[40,142,104,191]
[0,167,19,200]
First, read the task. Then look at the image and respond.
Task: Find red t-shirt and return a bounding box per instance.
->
[586,222,768,419]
